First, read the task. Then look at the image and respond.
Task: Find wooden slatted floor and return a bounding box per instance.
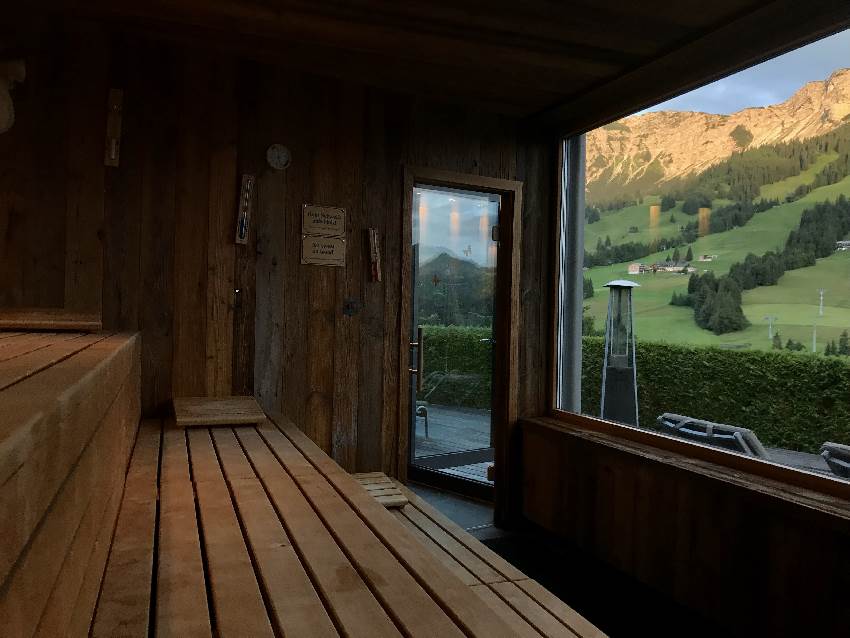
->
[391,483,606,638]
[91,416,604,637]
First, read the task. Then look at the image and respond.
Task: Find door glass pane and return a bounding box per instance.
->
[411,185,500,468]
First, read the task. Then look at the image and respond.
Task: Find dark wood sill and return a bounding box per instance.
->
[524,413,850,523]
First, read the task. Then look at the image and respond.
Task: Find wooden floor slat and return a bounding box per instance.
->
[0,332,58,362]
[235,428,402,638]
[86,415,601,638]
[156,428,212,638]
[260,428,467,638]
[266,418,520,638]
[187,429,275,638]
[490,581,580,638]
[396,482,528,582]
[515,579,607,638]
[391,508,481,586]
[211,428,339,637]
[471,584,545,637]
[399,503,506,584]
[91,420,161,638]
[0,333,105,390]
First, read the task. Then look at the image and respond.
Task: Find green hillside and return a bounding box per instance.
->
[583,175,850,350]
[584,195,684,253]
[758,152,839,202]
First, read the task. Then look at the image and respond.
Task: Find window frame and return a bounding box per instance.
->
[551,133,850,502]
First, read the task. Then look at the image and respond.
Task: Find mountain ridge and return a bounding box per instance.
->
[586,68,850,202]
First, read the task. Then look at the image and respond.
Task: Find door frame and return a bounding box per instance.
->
[399,166,522,522]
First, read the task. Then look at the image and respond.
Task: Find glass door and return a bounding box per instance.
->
[409,184,501,485]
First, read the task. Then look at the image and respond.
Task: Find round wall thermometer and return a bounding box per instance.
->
[266,144,291,170]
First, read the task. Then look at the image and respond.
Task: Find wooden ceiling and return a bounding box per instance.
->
[27,1,850,134]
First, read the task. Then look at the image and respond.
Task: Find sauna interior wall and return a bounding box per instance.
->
[0,21,555,474]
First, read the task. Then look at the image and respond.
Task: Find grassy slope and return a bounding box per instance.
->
[757,152,838,202]
[584,175,850,351]
[584,195,685,253]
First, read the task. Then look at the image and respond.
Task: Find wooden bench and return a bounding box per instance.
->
[0,332,141,637]
[391,482,606,638]
[90,413,605,637]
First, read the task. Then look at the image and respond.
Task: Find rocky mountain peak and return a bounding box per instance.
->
[586,68,850,199]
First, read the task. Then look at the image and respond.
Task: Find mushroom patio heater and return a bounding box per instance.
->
[601,280,640,426]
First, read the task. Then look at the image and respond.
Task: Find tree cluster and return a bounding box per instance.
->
[586,222,699,267]
[785,338,807,352]
[669,271,749,334]
[583,276,595,299]
[660,195,676,211]
[825,330,850,356]
[727,196,850,292]
[672,195,850,336]
[662,123,850,205]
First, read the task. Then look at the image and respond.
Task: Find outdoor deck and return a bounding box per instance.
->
[414,405,491,457]
[91,415,602,637]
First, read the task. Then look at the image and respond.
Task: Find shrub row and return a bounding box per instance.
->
[417,326,850,452]
[418,325,492,409]
[582,337,850,453]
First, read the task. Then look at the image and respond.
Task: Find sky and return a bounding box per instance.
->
[413,187,500,267]
[642,29,850,115]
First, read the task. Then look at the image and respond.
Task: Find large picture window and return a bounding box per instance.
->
[556,29,850,483]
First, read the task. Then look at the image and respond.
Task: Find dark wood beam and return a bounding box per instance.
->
[528,0,850,137]
[58,0,632,76]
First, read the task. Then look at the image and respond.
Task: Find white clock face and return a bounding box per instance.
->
[266,144,291,170]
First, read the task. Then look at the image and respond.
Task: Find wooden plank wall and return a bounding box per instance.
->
[6,21,556,475]
[520,418,850,637]
[0,22,107,318]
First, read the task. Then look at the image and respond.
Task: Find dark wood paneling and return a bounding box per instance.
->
[0,30,71,309]
[521,417,850,637]
[172,51,212,398]
[63,24,108,315]
[11,22,555,474]
[205,56,238,398]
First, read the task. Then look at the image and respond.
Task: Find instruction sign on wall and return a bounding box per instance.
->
[302,205,346,237]
[301,235,346,267]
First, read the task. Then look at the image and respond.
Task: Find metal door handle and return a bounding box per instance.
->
[409,326,424,392]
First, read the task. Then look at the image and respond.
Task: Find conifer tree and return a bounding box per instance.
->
[839,330,850,356]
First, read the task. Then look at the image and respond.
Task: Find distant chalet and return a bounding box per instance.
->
[628,261,696,275]
[836,240,850,252]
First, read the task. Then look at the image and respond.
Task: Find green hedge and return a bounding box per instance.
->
[582,337,850,453]
[414,327,850,451]
[418,325,492,409]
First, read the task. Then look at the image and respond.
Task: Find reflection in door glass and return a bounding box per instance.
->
[411,185,500,478]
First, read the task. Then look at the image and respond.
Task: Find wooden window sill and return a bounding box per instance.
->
[523,411,850,520]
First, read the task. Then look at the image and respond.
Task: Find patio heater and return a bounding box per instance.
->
[601,280,640,426]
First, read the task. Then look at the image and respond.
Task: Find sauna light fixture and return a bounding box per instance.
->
[0,60,25,135]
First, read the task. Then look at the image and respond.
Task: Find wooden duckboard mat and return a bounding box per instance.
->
[353,472,409,508]
[172,396,265,427]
